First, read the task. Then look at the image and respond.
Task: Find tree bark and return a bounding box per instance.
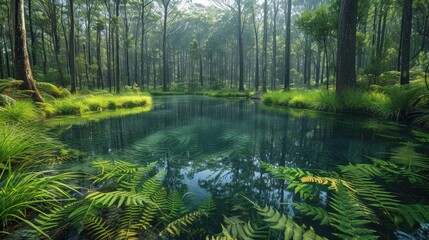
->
[162,0,170,91]
[336,0,358,95]
[237,0,244,91]
[251,4,259,91]
[284,0,291,90]
[28,0,37,67]
[69,0,76,93]
[12,0,44,102]
[400,0,413,85]
[262,0,268,92]
[115,0,121,93]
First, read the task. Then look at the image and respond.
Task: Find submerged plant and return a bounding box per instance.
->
[30,160,215,239]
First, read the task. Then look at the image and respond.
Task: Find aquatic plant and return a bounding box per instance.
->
[29,160,215,239]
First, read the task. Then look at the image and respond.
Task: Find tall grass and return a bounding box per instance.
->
[0,168,80,236]
[0,101,39,123]
[262,86,429,126]
[50,95,152,116]
[0,122,62,166]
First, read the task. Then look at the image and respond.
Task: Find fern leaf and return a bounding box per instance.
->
[300,176,354,192]
[293,203,330,225]
[159,211,202,237]
[84,216,115,240]
[329,185,378,239]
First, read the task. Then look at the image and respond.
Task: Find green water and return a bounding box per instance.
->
[57,95,427,236]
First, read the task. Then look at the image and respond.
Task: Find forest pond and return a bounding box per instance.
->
[56,95,428,237]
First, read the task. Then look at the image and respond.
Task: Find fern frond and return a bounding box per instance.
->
[394,205,429,228]
[340,164,401,213]
[287,181,319,200]
[84,216,115,240]
[116,206,142,240]
[162,191,189,222]
[300,176,354,192]
[222,216,267,240]
[140,187,167,230]
[86,190,149,208]
[246,198,327,240]
[92,160,139,183]
[329,185,378,239]
[293,203,330,225]
[159,210,202,237]
[206,235,234,240]
[29,201,82,236]
[199,197,217,216]
[261,162,311,182]
[118,162,158,190]
[389,142,429,170]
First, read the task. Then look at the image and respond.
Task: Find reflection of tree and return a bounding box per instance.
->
[58,96,398,217]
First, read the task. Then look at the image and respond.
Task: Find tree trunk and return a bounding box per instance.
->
[2,25,11,78]
[284,0,292,90]
[50,0,66,87]
[28,0,37,67]
[162,0,169,91]
[41,29,47,76]
[12,0,44,102]
[140,0,146,89]
[251,4,259,91]
[400,0,413,85]
[237,0,244,91]
[69,0,76,93]
[86,0,93,88]
[262,0,268,92]
[271,0,279,90]
[96,23,103,89]
[336,0,358,95]
[115,0,121,93]
[124,0,130,86]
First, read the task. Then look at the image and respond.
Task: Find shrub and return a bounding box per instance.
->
[53,99,89,115]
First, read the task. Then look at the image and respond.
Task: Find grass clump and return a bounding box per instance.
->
[0,101,39,123]
[36,82,70,98]
[53,98,89,115]
[198,90,252,98]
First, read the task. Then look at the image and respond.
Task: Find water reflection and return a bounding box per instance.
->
[58,95,402,211]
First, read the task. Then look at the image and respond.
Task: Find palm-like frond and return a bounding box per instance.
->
[221,216,267,240]
[160,210,202,237]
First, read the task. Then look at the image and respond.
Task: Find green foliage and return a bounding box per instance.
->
[36,82,69,98]
[0,122,66,166]
[0,101,39,123]
[220,216,267,240]
[250,203,328,240]
[329,185,378,239]
[0,169,80,237]
[30,160,215,239]
[0,93,15,106]
[261,145,429,239]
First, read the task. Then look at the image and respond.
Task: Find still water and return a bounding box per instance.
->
[57,95,420,228]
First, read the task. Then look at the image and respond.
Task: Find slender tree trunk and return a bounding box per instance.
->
[238,0,244,91]
[96,23,103,89]
[140,0,146,89]
[262,0,268,92]
[86,0,93,88]
[41,29,47,76]
[69,0,76,93]
[124,0,131,86]
[271,0,279,90]
[50,0,65,87]
[12,0,44,102]
[115,0,121,93]
[0,26,3,79]
[3,25,11,78]
[284,0,291,90]
[251,5,259,91]
[162,0,169,91]
[400,0,413,85]
[28,0,37,67]
[336,0,358,95]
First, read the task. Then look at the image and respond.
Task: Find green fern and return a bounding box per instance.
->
[248,201,327,240]
[393,204,429,228]
[84,216,115,240]
[160,210,202,237]
[116,206,142,240]
[293,203,330,225]
[220,215,267,240]
[329,184,378,240]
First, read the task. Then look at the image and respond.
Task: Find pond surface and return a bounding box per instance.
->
[57,95,425,234]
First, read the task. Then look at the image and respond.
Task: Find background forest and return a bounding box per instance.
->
[0,0,428,93]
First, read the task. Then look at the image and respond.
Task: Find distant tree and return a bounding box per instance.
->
[69,0,76,93]
[12,0,44,102]
[400,0,413,85]
[283,0,292,90]
[261,0,268,92]
[336,0,358,95]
